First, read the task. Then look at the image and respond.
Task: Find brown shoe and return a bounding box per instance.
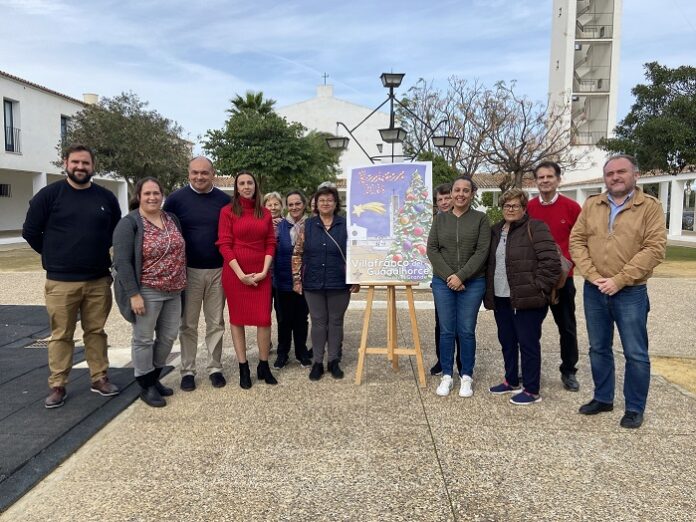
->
[45,386,67,409]
[90,376,120,397]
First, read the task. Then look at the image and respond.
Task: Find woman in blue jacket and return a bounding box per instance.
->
[273,190,312,369]
[292,185,359,381]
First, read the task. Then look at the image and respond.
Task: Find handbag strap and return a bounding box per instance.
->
[322,225,346,264]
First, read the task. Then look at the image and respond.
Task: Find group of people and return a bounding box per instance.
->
[426,155,666,428]
[23,145,665,428]
[24,147,360,409]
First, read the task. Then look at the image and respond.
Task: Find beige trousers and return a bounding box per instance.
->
[179,267,226,376]
[44,277,112,387]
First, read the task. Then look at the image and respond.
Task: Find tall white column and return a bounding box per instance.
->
[658,181,669,219]
[575,188,587,206]
[116,181,129,217]
[669,179,685,237]
[32,172,47,195]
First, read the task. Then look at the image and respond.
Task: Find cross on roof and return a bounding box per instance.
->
[322,72,329,85]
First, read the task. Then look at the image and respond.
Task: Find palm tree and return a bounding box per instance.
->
[228,91,276,117]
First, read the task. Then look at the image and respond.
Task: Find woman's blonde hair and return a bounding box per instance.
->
[262,191,284,209]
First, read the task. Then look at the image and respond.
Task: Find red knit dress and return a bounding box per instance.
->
[217,198,277,326]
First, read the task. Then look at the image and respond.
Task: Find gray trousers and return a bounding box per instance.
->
[132,287,181,377]
[304,289,351,364]
[179,267,225,376]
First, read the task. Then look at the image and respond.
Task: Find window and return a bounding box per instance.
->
[3,99,20,153]
[0,183,11,197]
[60,115,70,147]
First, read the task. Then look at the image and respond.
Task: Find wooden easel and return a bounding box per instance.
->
[354,282,426,387]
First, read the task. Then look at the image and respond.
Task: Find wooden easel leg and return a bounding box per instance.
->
[388,286,399,370]
[406,286,426,387]
[355,286,375,385]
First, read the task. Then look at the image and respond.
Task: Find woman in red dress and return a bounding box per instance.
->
[217,171,278,389]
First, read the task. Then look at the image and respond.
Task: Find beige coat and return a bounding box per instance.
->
[569,187,666,290]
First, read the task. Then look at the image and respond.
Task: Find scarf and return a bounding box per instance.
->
[285,214,307,246]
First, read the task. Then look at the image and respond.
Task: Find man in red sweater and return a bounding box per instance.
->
[527,161,582,392]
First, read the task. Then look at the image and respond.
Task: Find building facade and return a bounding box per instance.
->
[277,84,403,196]
[0,71,128,244]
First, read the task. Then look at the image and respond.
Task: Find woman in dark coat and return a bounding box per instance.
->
[272,190,312,369]
[484,188,561,405]
[292,185,359,381]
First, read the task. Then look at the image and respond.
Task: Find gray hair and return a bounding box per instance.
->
[603,154,639,173]
[262,191,284,208]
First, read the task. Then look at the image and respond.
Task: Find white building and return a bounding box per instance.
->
[277,84,403,196]
[548,0,623,183]
[1,70,128,245]
[542,1,695,240]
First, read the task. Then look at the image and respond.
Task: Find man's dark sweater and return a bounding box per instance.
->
[22,179,122,281]
[163,185,231,269]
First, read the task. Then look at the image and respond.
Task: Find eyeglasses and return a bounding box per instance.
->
[317,199,335,205]
[503,204,523,211]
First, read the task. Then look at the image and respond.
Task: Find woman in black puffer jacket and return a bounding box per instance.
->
[484,188,560,405]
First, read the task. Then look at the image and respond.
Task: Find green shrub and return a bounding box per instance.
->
[486,206,503,225]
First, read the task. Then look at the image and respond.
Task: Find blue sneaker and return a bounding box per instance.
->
[489,381,522,395]
[510,391,542,405]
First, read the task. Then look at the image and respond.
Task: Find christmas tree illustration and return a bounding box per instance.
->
[386,171,432,274]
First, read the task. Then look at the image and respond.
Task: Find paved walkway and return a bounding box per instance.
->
[0,273,694,521]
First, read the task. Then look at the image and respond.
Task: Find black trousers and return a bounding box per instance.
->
[434,303,461,373]
[493,297,546,395]
[549,278,579,375]
[275,288,310,359]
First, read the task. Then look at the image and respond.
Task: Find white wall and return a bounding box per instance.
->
[1,75,85,174]
[0,170,32,230]
[278,85,404,179]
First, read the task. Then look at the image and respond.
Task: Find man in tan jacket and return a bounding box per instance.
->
[569,154,666,429]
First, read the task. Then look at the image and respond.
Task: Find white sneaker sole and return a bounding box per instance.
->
[436,379,453,397]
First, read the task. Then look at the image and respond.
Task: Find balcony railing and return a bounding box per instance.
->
[573,76,610,93]
[4,126,21,153]
[571,130,607,146]
[576,23,613,39]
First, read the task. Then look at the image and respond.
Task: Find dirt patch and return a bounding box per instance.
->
[652,356,696,395]
[0,247,42,272]
[653,261,696,279]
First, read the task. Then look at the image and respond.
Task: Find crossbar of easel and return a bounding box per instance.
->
[354,282,426,387]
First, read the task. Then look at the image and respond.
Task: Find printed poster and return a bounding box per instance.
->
[346,162,433,284]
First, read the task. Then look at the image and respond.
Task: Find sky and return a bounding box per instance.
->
[2,0,695,150]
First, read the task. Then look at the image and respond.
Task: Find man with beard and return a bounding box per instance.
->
[23,144,122,408]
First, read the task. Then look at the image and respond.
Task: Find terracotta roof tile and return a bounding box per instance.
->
[0,70,86,106]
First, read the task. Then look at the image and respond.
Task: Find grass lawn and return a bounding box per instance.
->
[666,245,696,261]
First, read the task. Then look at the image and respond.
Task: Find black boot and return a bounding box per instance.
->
[239,362,252,390]
[257,360,278,385]
[328,360,344,379]
[136,372,166,407]
[153,367,173,396]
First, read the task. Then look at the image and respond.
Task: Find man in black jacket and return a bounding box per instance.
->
[22,144,122,408]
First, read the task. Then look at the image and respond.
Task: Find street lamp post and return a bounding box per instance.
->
[326,72,459,164]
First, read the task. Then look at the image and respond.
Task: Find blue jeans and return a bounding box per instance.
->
[431,276,486,377]
[583,282,651,413]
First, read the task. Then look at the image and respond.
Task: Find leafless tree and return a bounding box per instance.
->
[398,77,583,191]
[397,77,493,176]
[481,82,582,191]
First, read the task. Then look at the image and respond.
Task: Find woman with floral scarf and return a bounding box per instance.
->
[272,190,313,369]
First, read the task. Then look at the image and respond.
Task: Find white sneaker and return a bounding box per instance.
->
[459,375,473,397]
[436,375,454,397]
